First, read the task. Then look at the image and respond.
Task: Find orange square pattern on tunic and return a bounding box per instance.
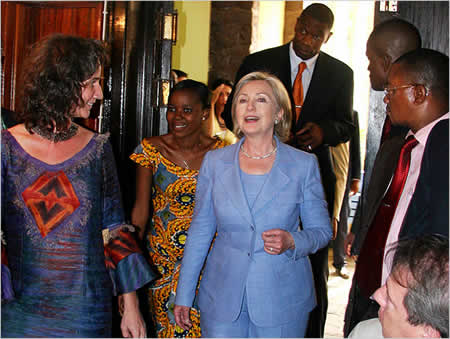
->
[22,171,80,237]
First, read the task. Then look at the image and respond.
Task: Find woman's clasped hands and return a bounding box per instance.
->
[262,228,295,255]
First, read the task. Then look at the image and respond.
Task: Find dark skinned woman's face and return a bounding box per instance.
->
[166,89,207,136]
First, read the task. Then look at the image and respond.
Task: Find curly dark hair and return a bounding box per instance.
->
[18,34,108,133]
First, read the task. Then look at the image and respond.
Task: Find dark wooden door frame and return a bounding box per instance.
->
[103,1,174,215]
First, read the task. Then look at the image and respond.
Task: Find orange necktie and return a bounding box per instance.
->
[292,62,307,122]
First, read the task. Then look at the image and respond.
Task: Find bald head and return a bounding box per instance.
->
[369,18,421,62]
[394,48,449,102]
[366,19,421,90]
[385,49,448,131]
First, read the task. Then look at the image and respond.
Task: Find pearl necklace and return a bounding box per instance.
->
[240,143,277,160]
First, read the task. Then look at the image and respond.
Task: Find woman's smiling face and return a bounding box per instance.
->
[166,88,207,137]
[73,67,103,119]
[234,80,281,138]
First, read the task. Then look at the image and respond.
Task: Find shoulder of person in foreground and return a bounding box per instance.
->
[348,318,383,338]
[318,50,354,76]
[243,43,288,62]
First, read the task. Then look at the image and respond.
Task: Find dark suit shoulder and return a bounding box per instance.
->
[399,118,449,239]
[420,118,449,172]
[317,51,353,75]
[419,118,449,163]
[243,44,289,63]
[239,44,290,76]
[427,118,449,143]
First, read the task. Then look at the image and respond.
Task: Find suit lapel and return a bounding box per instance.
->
[251,139,291,215]
[218,139,254,226]
[278,43,293,92]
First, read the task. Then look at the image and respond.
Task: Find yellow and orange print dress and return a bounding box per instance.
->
[130,138,228,338]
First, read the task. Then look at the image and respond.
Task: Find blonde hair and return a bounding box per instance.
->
[231,72,292,142]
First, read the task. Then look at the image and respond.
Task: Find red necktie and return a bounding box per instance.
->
[380,116,392,146]
[354,135,418,297]
[292,62,307,123]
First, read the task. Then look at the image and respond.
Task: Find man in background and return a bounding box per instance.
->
[343,19,422,335]
[346,18,422,256]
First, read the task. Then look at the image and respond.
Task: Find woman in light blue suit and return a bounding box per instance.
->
[174,71,332,337]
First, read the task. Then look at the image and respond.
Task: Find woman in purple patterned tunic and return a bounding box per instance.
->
[1,34,154,338]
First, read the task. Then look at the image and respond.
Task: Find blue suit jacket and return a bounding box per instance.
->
[222,44,355,214]
[175,137,332,327]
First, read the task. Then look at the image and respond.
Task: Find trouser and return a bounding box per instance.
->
[333,189,350,270]
[200,290,309,338]
[305,245,329,338]
[343,280,380,337]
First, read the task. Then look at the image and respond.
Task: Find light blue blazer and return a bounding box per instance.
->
[175,137,332,327]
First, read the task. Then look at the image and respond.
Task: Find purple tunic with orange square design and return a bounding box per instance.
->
[1,130,155,337]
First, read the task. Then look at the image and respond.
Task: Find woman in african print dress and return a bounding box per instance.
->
[130,80,229,337]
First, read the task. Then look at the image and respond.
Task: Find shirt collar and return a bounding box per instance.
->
[289,41,319,72]
[407,112,449,145]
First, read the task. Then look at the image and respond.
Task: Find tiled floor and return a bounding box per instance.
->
[324,247,356,338]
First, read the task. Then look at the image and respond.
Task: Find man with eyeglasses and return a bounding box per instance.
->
[344,18,422,336]
[222,3,354,337]
[344,48,449,337]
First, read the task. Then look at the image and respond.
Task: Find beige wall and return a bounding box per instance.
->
[173,1,211,84]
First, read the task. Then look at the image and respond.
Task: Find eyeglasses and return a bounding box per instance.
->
[383,84,415,97]
[383,84,430,97]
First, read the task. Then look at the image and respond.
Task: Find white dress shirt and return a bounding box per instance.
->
[289,41,319,102]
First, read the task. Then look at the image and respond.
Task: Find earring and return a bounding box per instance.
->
[274,119,279,125]
[202,116,206,121]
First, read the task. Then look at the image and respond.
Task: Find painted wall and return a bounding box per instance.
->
[250,1,285,54]
[173,1,211,83]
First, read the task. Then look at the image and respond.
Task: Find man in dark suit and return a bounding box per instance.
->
[223,4,354,337]
[346,19,422,255]
[343,19,422,336]
[344,48,449,336]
